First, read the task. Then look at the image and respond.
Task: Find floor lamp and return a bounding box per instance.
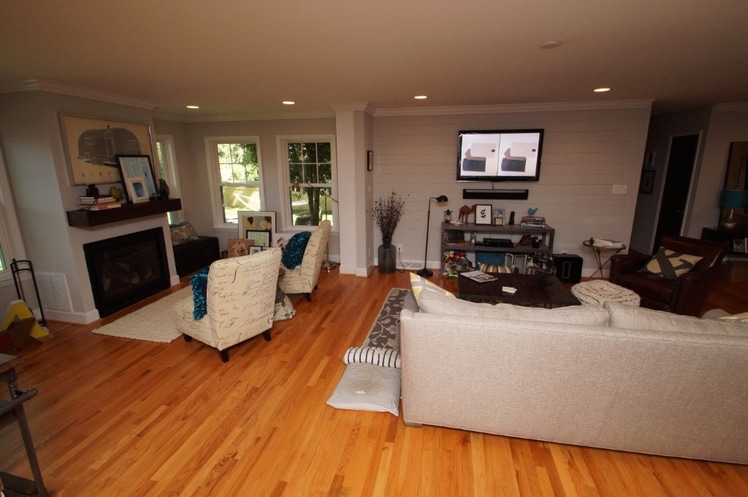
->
[417,195,448,277]
[321,190,339,271]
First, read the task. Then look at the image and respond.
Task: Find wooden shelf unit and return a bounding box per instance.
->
[440,222,555,276]
[66,198,182,228]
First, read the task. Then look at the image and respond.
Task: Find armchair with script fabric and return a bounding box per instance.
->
[278,220,331,301]
[173,247,281,362]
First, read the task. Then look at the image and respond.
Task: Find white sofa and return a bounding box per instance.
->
[399,288,748,464]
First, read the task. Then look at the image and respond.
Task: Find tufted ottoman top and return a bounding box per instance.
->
[571,279,641,307]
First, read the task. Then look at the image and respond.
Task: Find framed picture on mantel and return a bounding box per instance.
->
[117,155,158,203]
[60,114,154,186]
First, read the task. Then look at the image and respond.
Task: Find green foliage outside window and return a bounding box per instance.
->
[288,142,333,226]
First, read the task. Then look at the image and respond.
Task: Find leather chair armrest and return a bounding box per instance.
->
[671,268,720,316]
[609,253,650,281]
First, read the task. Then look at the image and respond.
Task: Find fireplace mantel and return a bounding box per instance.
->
[67,198,182,228]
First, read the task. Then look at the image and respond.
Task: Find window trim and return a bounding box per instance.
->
[204,136,264,230]
[0,149,25,283]
[155,134,182,224]
[276,134,337,232]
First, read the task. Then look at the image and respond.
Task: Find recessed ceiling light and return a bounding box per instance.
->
[282,101,295,105]
[539,40,562,49]
[414,95,428,100]
[186,105,200,109]
[594,87,611,93]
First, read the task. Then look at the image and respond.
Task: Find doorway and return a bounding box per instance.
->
[653,134,700,250]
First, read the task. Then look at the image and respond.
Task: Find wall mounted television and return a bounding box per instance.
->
[457,129,544,182]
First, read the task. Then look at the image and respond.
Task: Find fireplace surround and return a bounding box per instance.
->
[84,227,170,317]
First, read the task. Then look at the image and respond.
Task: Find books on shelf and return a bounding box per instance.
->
[461,270,498,283]
[79,196,116,204]
[78,195,122,210]
[520,215,546,228]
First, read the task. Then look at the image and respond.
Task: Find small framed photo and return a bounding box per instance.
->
[249,246,263,255]
[493,208,505,226]
[117,154,158,203]
[475,204,492,225]
[246,229,271,248]
[126,177,150,203]
[367,150,374,171]
[733,238,746,253]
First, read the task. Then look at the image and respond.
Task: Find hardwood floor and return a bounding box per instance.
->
[1,269,747,496]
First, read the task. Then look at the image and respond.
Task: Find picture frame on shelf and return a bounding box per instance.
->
[60,114,154,186]
[493,208,505,226]
[475,204,492,225]
[126,177,150,203]
[116,155,158,203]
[238,211,276,246]
[733,238,745,253]
[249,246,263,255]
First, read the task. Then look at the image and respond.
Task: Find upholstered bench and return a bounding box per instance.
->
[170,222,220,277]
[571,280,640,307]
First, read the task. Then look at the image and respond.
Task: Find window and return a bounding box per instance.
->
[0,152,23,282]
[281,137,336,228]
[205,137,262,227]
[155,135,181,224]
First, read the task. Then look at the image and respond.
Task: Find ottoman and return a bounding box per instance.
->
[571,280,640,307]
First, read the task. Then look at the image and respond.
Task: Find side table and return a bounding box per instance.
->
[583,238,626,278]
[0,354,48,497]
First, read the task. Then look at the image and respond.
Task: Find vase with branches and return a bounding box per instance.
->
[372,194,406,273]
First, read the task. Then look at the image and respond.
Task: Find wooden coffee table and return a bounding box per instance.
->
[458,272,580,308]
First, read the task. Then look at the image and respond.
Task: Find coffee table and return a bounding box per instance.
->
[458,272,580,308]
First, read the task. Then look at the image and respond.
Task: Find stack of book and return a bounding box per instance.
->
[78,196,122,210]
[520,215,546,228]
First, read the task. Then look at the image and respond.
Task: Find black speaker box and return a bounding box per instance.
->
[553,254,583,283]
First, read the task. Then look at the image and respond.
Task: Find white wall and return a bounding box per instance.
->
[371,102,653,275]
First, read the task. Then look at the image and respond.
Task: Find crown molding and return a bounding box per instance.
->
[713,103,748,112]
[0,78,158,110]
[372,99,654,117]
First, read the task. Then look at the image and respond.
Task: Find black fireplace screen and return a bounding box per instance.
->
[84,227,170,317]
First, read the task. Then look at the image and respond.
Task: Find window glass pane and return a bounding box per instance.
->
[214,141,260,223]
[0,244,5,271]
[286,140,333,227]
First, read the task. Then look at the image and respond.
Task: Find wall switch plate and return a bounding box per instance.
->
[612,184,628,195]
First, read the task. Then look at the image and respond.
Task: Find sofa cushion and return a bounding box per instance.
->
[417,288,609,326]
[409,273,455,302]
[604,301,748,336]
[326,363,400,416]
[281,231,311,269]
[640,247,702,279]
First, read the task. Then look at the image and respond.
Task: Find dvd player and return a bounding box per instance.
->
[483,238,513,247]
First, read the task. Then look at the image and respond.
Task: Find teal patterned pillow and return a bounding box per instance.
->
[282,231,311,269]
[189,266,210,320]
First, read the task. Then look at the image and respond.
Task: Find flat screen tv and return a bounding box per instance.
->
[457,129,544,182]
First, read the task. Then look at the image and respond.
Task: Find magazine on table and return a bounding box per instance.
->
[461,270,498,283]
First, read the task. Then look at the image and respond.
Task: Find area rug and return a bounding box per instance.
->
[92,287,191,343]
[364,287,408,350]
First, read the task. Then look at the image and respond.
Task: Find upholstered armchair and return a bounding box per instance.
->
[278,220,331,301]
[609,235,727,316]
[173,247,282,362]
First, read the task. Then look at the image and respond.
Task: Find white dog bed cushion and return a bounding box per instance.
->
[326,363,401,416]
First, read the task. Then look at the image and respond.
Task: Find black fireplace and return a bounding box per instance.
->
[84,228,170,317]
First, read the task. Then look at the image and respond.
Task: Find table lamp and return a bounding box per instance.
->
[719,189,748,229]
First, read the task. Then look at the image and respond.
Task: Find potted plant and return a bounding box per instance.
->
[372,194,406,273]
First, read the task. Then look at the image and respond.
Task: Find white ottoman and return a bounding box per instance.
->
[571,280,640,307]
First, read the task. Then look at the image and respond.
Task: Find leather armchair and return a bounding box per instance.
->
[609,235,727,316]
[279,220,331,301]
[173,247,282,362]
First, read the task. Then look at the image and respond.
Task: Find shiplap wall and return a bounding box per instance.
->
[371,102,652,276]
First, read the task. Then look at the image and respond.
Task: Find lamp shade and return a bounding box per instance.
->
[720,189,748,209]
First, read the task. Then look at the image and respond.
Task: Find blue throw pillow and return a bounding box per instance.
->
[282,231,312,269]
[189,266,210,320]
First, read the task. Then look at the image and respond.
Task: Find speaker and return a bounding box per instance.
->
[553,254,582,283]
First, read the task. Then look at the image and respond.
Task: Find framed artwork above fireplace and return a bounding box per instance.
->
[59,114,154,186]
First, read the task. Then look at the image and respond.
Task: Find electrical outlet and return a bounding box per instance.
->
[396,243,403,253]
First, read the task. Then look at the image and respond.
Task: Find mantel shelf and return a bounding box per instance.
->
[66,198,182,228]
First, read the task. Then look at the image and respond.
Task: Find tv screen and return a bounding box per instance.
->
[457,129,544,182]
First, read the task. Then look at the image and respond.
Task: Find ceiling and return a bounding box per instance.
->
[2,0,747,121]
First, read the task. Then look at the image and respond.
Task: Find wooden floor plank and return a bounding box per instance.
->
[0,270,746,496]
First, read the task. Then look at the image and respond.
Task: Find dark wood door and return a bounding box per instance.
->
[654,134,699,250]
